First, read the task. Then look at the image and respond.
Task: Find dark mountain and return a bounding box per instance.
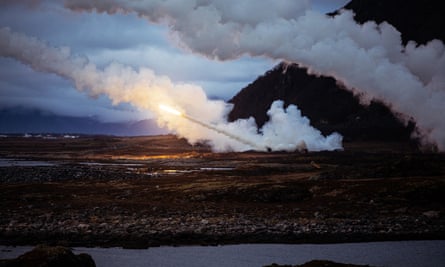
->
[339,0,445,45]
[228,63,415,141]
[0,108,166,136]
[228,0,442,142]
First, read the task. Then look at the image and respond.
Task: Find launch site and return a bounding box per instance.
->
[1,0,445,266]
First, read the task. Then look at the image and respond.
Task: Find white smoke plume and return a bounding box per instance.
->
[63,0,445,150]
[0,27,342,152]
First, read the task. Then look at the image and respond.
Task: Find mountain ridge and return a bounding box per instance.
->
[0,108,166,136]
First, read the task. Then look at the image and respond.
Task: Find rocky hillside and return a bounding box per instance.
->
[228,62,415,141]
[228,0,443,142]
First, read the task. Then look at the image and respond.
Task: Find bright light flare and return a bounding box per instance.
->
[159,104,182,116]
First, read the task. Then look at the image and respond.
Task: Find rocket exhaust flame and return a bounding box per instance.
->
[159,104,182,116]
[159,104,266,151]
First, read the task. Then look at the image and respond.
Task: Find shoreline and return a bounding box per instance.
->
[2,241,445,267]
[2,236,445,250]
[2,222,444,249]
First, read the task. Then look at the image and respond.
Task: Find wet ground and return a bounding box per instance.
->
[0,135,444,247]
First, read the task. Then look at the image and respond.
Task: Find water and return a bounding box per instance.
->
[1,241,444,267]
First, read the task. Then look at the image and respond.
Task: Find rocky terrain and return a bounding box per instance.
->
[0,135,444,248]
[0,245,369,267]
[0,245,95,267]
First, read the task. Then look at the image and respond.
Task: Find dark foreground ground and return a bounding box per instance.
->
[0,135,444,248]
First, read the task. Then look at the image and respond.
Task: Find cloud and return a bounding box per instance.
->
[89,45,276,99]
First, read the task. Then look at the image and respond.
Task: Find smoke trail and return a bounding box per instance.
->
[0,27,342,152]
[63,0,445,150]
[0,26,226,144]
[160,104,266,150]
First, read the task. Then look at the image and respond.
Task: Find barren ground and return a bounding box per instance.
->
[0,135,444,248]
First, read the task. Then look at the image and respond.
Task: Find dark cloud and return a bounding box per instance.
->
[0,58,146,122]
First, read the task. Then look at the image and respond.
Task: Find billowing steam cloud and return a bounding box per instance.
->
[63,0,445,150]
[0,27,342,152]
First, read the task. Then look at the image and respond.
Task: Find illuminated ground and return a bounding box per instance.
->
[0,135,444,247]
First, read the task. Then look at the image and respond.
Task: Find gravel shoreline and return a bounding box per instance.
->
[2,223,444,249]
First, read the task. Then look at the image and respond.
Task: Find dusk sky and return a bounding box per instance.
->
[0,0,348,130]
